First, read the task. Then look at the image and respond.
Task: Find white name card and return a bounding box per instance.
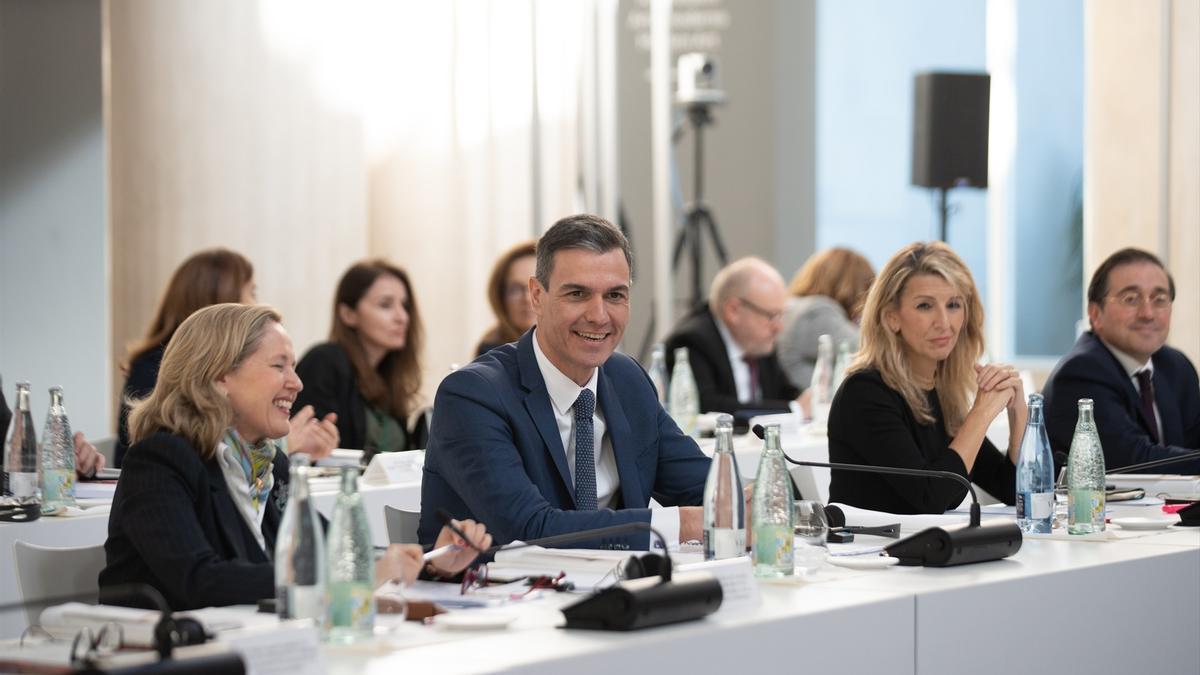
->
[218,620,324,675]
[677,555,760,615]
[362,449,426,485]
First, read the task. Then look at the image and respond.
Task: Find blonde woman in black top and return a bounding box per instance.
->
[827,242,1026,514]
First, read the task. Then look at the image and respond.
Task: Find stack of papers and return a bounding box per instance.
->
[488,545,634,590]
[39,603,268,647]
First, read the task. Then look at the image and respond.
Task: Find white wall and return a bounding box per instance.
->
[0,0,110,436]
[815,0,989,296]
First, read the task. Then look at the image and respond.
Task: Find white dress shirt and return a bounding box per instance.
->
[714,316,753,403]
[1102,338,1163,442]
[532,330,680,549]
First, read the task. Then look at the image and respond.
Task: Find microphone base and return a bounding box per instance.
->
[885,519,1023,567]
[561,573,723,631]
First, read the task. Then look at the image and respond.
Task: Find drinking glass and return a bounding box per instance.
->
[793,500,829,574]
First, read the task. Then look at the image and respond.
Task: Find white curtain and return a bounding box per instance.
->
[260,0,604,402]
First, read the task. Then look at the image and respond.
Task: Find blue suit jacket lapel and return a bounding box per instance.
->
[597,365,646,509]
[517,332,576,505]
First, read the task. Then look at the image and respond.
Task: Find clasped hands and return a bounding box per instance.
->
[973,363,1026,419]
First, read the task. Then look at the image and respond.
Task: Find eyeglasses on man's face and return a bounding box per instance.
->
[1107,290,1172,311]
[737,297,783,323]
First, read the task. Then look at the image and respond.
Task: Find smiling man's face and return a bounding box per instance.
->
[530,247,631,386]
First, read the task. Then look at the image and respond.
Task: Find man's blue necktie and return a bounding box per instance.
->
[573,389,597,510]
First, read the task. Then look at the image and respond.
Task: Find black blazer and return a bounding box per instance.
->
[1042,331,1200,473]
[828,369,1016,514]
[663,305,799,420]
[114,344,165,467]
[294,342,371,451]
[100,432,289,611]
[0,383,10,439]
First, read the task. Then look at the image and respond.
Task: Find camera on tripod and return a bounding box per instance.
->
[675,52,727,106]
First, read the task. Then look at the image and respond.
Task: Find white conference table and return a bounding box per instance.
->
[319,525,1199,675]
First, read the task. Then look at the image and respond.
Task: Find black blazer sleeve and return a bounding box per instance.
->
[971,437,1017,506]
[294,342,365,450]
[100,433,274,610]
[828,372,971,513]
[0,385,10,439]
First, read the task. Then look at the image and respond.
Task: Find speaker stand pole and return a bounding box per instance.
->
[936,186,950,242]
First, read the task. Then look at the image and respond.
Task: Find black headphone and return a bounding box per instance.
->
[153,616,209,658]
[622,553,669,580]
[0,502,40,523]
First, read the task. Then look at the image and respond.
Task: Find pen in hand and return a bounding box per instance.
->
[422,543,461,562]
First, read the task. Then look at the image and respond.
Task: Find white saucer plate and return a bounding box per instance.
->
[827,555,901,570]
[1111,517,1177,531]
[436,612,518,630]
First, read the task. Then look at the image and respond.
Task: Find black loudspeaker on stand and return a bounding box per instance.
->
[911,71,990,242]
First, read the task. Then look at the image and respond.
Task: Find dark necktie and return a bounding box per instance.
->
[743,355,760,401]
[573,389,597,510]
[1135,369,1160,444]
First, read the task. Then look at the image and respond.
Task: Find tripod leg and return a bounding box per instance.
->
[688,209,704,308]
[671,215,691,269]
[694,206,729,266]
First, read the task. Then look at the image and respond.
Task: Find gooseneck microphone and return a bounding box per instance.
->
[1106,449,1200,474]
[436,509,722,630]
[750,424,1023,566]
[1104,450,1200,527]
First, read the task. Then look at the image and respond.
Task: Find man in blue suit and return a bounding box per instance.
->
[1043,248,1200,474]
[419,215,710,550]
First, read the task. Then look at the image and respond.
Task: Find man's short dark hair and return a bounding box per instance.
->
[1087,247,1176,305]
[535,214,633,288]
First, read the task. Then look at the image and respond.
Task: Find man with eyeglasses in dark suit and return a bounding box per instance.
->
[1043,248,1200,474]
[664,257,802,428]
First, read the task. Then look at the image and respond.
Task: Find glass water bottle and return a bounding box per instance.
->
[1067,399,1106,534]
[703,414,745,560]
[751,425,794,576]
[326,467,375,643]
[41,386,78,511]
[275,461,326,622]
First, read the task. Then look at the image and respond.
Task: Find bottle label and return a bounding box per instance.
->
[1067,490,1105,529]
[326,581,375,631]
[704,528,745,560]
[279,584,324,621]
[1017,492,1053,520]
[752,524,794,573]
[41,468,76,507]
[6,472,38,499]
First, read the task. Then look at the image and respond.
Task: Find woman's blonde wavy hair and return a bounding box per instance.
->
[847,242,984,435]
[128,303,283,460]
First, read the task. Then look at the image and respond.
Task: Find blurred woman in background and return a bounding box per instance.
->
[295,259,424,453]
[475,240,537,357]
[776,247,875,391]
[116,248,336,466]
